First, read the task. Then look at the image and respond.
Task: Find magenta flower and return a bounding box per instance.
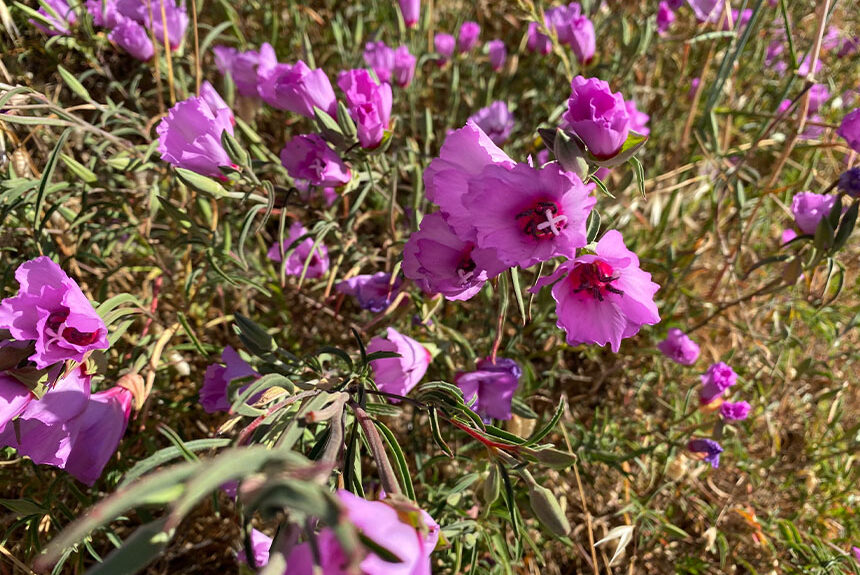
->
[687,438,723,468]
[156,96,236,178]
[467,101,515,145]
[398,0,420,27]
[530,230,661,352]
[720,401,751,421]
[199,346,258,413]
[423,121,514,241]
[686,0,722,22]
[31,0,76,36]
[336,273,401,313]
[87,0,121,28]
[765,41,785,70]
[657,1,675,35]
[338,69,393,149]
[563,76,631,160]
[781,228,798,245]
[116,0,187,50]
[852,547,860,563]
[236,529,271,569]
[722,9,752,31]
[0,367,35,434]
[464,162,595,268]
[838,108,860,153]
[368,328,431,399]
[791,192,837,235]
[625,100,650,137]
[268,60,337,118]
[689,77,701,100]
[568,15,595,65]
[797,54,822,77]
[458,21,480,53]
[699,362,737,404]
[364,41,396,84]
[455,357,521,421]
[668,0,684,9]
[267,222,330,279]
[393,46,417,88]
[108,19,154,61]
[402,212,507,301]
[280,134,351,188]
[527,22,552,55]
[213,45,262,97]
[434,33,456,64]
[657,328,700,365]
[544,3,580,45]
[199,80,234,125]
[838,168,860,198]
[487,40,506,71]
[0,257,109,370]
[808,84,830,113]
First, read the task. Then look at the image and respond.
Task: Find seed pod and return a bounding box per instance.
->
[527,483,570,536]
[482,464,501,506]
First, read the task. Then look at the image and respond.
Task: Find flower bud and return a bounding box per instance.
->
[554,130,589,179]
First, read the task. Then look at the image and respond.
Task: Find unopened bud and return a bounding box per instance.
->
[482,465,501,505]
[554,130,589,180]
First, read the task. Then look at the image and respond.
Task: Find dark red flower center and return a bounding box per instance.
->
[456,245,478,284]
[516,201,568,239]
[46,310,100,347]
[569,260,623,301]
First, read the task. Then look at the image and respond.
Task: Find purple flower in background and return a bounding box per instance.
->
[280,134,351,187]
[807,84,829,113]
[31,0,76,36]
[267,221,330,279]
[689,77,700,100]
[116,0,187,50]
[455,357,521,421]
[364,41,396,84]
[838,108,860,153]
[157,96,236,178]
[398,0,420,28]
[199,80,234,124]
[686,0,722,22]
[852,547,860,563]
[657,2,675,35]
[791,192,836,235]
[568,14,595,65]
[781,228,798,245]
[687,438,723,468]
[530,230,661,352]
[544,3,580,45]
[765,40,785,72]
[668,0,684,9]
[199,346,258,413]
[367,328,431,399]
[458,21,480,53]
[720,401,751,421]
[0,367,35,434]
[236,529,271,569]
[564,76,631,159]
[423,120,514,241]
[463,162,595,268]
[434,33,456,64]
[213,45,262,97]
[838,168,860,198]
[467,101,514,145]
[270,60,337,118]
[722,9,752,31]
[338,69,393,149]
[487,40,507,71]
[625,100,650,136]
[839,37,859,58]
[336,273,402,313]
[108,19,154,61]
[0,257,109,370]
[393,45,417,88]
[87,0,121,28]
[657,328,700,365]
[799,115,824,141]
[699,362,737,404]
[402,212,507,301]
[797,54,822,77]
[527,22,552,55]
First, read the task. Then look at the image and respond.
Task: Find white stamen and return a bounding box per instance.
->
[457,269,474,283]
[309,158,326,178]
[536,209,568,236]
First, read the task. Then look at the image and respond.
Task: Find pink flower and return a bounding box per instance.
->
[625,100,650,137]
[280,133,351,187]
[464,162,595,268]
[423,121,514,241]
[268,60,337,118]
[458,21,480,53]
[563,76,631,159]
[336,272,401,313]
[0,367,34,434]
[364,41,396,84]
[338,69,393,149]
[236,529,271,568]
[487,40,507,71]
[687,0,722,22]
[213,45,262,97]
[781,228,798,245]
[455,357,521,421]
[393,45,417,88]
[699,362,737,404]
[199,81,234,125]
[688,77,701,100]
[791,192,836,235]
[530,230,660,352]
[31,0,76,36]
[657,328,699,365]
[838,108,860,153]
[527,22,552,55]
[267,222,330,279]
[657,1,675,35]
[808,83,830,113]
[852,547,860,563]
[687,438,722,468]
[797,54,822,76]
[108,18,154,61]
[467,101,514,145]
[568,14,595,65]
[0,257,109,369]
[367,328,431,398]
[544,3,580,44]
[398,0,420,28]
[116,0,187,50]
[156,96,236,178]
[402,212,507,301]
[434,33,456,64]
[720,401,751,421]
[87,0,122,28]
[199,346,258,413]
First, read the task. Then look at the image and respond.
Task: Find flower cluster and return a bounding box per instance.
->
[527,3,595,65]
[88,0,189,60]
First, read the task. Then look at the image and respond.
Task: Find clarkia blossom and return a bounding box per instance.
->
[625,100,650,136]
[455,357,521,421]
[338,69,393,149]
[368,328,431,399]
[87,0,122,28]
[0,368,35,434]
[402,212,507,301]
[393,46,417,88]
[657,328,700,365]
[838,167,860,198]
[852,547,860,563]
[236,529,271,569]
[156,96,236,178]
[213,45,263,97]
[336,272,402,313]
[280,133,351,188]
[487,40,506,71]
[398,0,420,28]
[720,401,751,421]
[363,41,396,84]
[458,21,480,53]
[0,257,109,370]
[270,60,337,118]
[686,0,722,22]
[31,0,76,36]
[838,108,860,153]
[530,230,660,352]
[527,22,552,55]
[434,33,456,65]
[687,438,723,468]
[791,192,836,235]
[108,19,154,61]
[657,2,675,35]
[568,14,595,65]
[781,228,798,245]
[563,76,631,160]
[467,101,515,145]
[199,346,258,413]
[199,80,234,124]
[807,84,830,114]
[267,221,330,279]
[116,0,187,50]
[699,362,737,404]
